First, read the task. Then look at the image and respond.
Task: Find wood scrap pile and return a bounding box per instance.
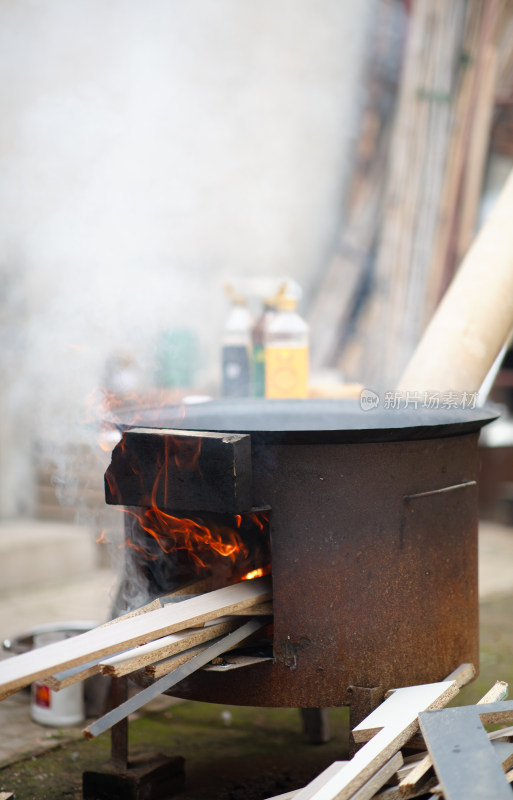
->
[263,665,513,800]
[0,576,272,738]
[309,0,513,389]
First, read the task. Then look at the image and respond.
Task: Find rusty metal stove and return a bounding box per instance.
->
[105,398,495,712]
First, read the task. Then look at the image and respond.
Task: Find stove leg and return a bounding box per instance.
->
[83,677,185,800]
[110,677,129,770]
[300,708,331,744]
[347,685,384,756]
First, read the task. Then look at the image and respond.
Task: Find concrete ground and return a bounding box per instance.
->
[0,520,512,771]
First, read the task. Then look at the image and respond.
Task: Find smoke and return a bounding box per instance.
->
[0,0,372,601]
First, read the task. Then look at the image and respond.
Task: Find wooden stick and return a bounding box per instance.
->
[46,599,167,689]
[374,778,438,800]
[456,0,501,261]
[219,602,274,616]
[144,641,214,678]
[83,619,264,739]
[0,576,271,699]
[424,0,483,320]
[99,620,238,677]
[45,658,106,691]
[351,752,404,800]
[203,654,272,672]
[489,725,513,742]
[399,680,508,795]
[443,662,476,688]
[293,680,458,800]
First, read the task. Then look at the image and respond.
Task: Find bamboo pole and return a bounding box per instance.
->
[397,167,513,394]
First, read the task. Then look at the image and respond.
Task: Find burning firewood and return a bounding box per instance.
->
[0,576,272,700]
[105,427,253,514]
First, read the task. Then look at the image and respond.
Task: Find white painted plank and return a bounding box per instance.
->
[0,576,271,699]
[353,681,458,744]
[293,681,458,800]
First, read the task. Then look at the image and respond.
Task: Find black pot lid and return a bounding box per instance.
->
[115,397,498,445]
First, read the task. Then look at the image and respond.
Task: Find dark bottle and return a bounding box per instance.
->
[221,287,252,397]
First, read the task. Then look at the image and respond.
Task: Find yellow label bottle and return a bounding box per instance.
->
[265,296,309,399]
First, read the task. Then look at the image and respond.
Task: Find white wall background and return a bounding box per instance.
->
[0,0,371,516]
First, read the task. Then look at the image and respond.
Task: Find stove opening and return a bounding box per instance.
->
[112,505,271,608]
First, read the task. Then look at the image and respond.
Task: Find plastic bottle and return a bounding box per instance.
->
[221,286,252,397]
[251,285,285,397]
[265,295,309,398]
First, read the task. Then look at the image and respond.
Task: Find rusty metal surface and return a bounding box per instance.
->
[165,432,481,707]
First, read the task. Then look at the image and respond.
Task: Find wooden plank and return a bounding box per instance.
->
[99,620,238,677]
[144,641,218,679]
[352,666,474,754]
[293,681,458,800]
[353,681,458,744]
[399,680,508,795]
[393,752,429,784]
[489,725,513,742]
[456,0,501,261]
[0,576,271,699]
[374,779,438,800]
[203,655,272,672]
[217,602,274,616]
[84,620,264,739]
[262,757,423,800]
[46,658,105,691]
[351,752,403,800]
[105,427,253,514]
[443,663,476,688]
[145,641,213,678]
[46,598,167,689]
[273,754,402,800]
[280,763,349,800]
[419,701,513,800]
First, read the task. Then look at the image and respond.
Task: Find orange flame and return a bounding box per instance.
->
[122,507,270,579]
[241,566,269,581]
[123,507,267,570]
[96,529,110,545]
